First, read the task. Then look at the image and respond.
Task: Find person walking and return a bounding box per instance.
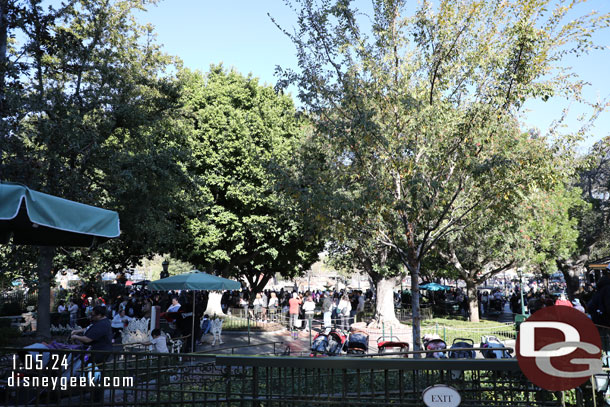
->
[322,292,333,328]
[288,292,302,333]
[253,293,263,320]
[338,294,352,330]
[302,295,316,331]
[268,292,279,322]
[356,291,365,323]
[261,291,269,322]
[68,298,79,328]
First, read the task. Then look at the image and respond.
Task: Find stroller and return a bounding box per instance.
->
[423,334,447,359]
[345,329,369,355]
[448,338,477,379]
[310,328,347,357]
[480,335,512,359]
[593,354,610,405]
[448,338,476,359]
[376,336,410,357]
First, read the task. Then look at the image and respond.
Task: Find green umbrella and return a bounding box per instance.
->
[149,270,241,351]
[419,282,452,291]
[0,182,120,338]
[0,182,120,246]
[149,271,241,291]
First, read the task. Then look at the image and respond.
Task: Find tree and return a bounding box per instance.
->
[506,137,610,299]
[325,236,404,326]
[0,0,185,337]
[436,211,518,322]
[274,0,608,351]
[562,137,610,288]
[175,67,323,310]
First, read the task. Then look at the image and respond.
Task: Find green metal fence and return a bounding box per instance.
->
[421,322,516,346]
[0,347,591,406]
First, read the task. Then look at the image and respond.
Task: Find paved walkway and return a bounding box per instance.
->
[194,325,414,356]
[482,302,516,323]
[195,329,314,356]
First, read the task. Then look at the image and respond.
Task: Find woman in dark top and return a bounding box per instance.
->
[71,305,113,363]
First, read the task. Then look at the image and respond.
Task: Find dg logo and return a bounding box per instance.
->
[517,306,603,391]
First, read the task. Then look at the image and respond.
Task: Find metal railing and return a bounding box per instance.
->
[195,341,286,356]
[395,306,434,321]
[421,322,516,345]
[0,347,587,406]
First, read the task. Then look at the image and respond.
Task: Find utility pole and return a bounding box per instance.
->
[307,270,310,292]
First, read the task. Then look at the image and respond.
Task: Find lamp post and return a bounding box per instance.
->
[307,270,311,292]
[160,259,169,279]
[519,270,526,315]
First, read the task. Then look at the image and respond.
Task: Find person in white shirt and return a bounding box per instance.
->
[56,301,68,326]
[302,295,316,331]
[148,329,169,353]
[166,297,181,313]
[338,294,352,330]
[111,309,131,343]
[253,293,264,320]
[140,329,169,353]
[268,292,279,321]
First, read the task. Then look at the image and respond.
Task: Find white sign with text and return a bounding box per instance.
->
[422,384,461,407]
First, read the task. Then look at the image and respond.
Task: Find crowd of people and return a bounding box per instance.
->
[226,288,371,330]
[52,284,374,352]
[51,272,610,354]
[507,276,606,319]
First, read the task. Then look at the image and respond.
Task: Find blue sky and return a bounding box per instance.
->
[134,0,610,153]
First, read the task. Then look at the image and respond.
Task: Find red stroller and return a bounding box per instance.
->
[376,336,410,357]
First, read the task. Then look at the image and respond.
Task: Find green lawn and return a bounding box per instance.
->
[419,317,516,345]
[421,317,512,328]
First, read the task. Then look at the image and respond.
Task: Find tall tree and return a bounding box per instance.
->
[0,0,185,337]
[437,211,518,323]
[176,67,323,308]
[566,137,610,283]
[274,0,609,351]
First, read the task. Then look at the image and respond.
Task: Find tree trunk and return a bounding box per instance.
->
[556,259,584,301]
[564,272,580,300]
[466,282,479,323]
[203,292,226,317]
[36,246,54,339]
[371,276,401,327]
[410,264,422,354]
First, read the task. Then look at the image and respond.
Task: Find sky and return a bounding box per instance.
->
[133,0,610,153]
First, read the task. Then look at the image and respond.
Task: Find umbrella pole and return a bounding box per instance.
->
[192,291,196,352]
